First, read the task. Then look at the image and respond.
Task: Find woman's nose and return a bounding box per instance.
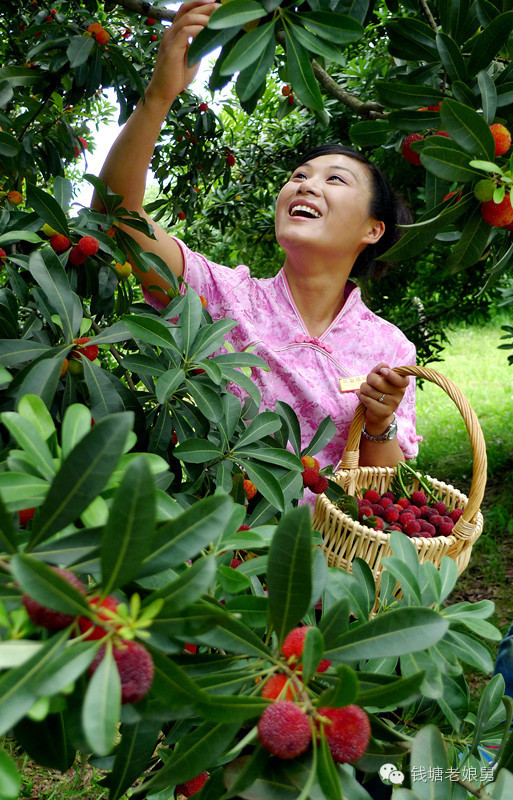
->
[297,176,321,195]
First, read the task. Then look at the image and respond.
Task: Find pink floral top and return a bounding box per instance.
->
[146,238,419,470]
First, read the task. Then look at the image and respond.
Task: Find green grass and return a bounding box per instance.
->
[415,312,513,495]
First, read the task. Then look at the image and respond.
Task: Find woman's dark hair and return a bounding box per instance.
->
[291,143,412,280]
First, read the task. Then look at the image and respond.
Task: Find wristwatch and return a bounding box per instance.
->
[361,413,398,443]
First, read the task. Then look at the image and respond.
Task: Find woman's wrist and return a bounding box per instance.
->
[361,413,396,438]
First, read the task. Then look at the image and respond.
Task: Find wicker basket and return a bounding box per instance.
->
[312,365,486,598]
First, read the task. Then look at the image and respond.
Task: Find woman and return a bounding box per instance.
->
[94,0,418,474]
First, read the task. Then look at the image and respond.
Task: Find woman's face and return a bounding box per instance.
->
[275,154,384,264]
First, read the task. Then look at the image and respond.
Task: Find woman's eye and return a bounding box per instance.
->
[329,175,345,182]
[292,171,306,180]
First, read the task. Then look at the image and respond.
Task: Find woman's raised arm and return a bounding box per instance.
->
[93,1,219,300]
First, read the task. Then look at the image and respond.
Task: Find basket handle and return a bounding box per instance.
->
[338,365,487,525]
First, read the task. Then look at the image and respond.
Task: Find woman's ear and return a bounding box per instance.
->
[363,219,385,245]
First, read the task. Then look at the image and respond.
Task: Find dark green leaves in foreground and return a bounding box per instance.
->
[266,505,312,644]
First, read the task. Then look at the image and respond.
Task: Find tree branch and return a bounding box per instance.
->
[419,0,439,32]
[113,0,177,23]
[311,59,386,119]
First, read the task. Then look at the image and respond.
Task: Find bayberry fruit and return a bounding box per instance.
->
[318,705,371,763]
[178,210,186,220]
[301,455,320,471]
[282,85,291,96]
[0,248,6,265]
[89,640,154,704]
[262,673,295,700]
[363,489,380,505]
[481,194,513,227]
[243,479,257,500]
[49,233,71,253]
[78,595,120,639]
[7,190,23,205]
[410,490,427,507]
[257,701,311,759]
[77,235,99,256]
[73,337,99,361]
[490,123,512,156]
[145,17,156,25]
[22,567,86,630]
[450,507,464,523]
[282,626,331,673]
[226,153,236,167]
[175,772,209,797]
[432,501,447,515]
[199,102,208,111]
[68,245,87,265]
[401,133,423,165]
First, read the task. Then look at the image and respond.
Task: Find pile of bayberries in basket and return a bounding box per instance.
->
[356,488,464,538]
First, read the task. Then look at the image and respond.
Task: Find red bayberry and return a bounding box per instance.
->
[419,521,436,537]
[366,515,384,530]
[0,248,6,265]
[410,490,427,507]
[22,568,86,630]
[401,133,423,165]
[378,497,393,509]
[318,705,371,763]
[175,772,209,797]
[370,503,384,518]
[282,626,331,673]
[49,233,71,253]
[77,235,99,256]
[438,521,455,536]
[262,673,296,700]
[89,640,154,703]
[243,479,257,500]
[282,85,291,96]
[490,123,512,156]
[145,17,156,25]
[301,455,320,470]
[383,506,400,524]
[226,153,236,167]
[363,489,380,505]
[237,524,251,531]
[302,467,320,489]
[177,210,186,220]
[199,102,208,111]
[230,558,243,569]
[68,245,87,265]
[78,595,120,639]
[18,507,36,526]
[95,28,111,45]
[450,507,464,523]
[150,33,157,41]
[73,337,99,361]
[7,190,23,205]
[431,501,447,515]
[404,520,421,536]
[481,194,513,227]
[397,497,410,508]
[258,701,311,759]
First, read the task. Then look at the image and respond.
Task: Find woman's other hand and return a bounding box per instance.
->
[147,1,220,104]
[357,362,409,435]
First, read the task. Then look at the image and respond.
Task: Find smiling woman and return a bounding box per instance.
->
[93,0,420,480]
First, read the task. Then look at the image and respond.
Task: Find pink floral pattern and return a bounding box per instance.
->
[144,238,418,471]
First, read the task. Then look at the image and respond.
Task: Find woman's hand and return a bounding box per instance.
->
[357,362,410,435]
[146,0,220,105]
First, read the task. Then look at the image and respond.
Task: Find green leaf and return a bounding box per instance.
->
[467,11,513,76]
[0,630,68,737]
[155,368,186,404]
[140,494,232,573]
[436,32,466,82]
[147,556,217,612]
[301,415,336,456]
[187,24,240,66]
[149,647,207,710]
[274,401,302,455]
[28,249,82,341]
[67,34,95,68]
[0,230,42,246]
[350,119,393,146]
[0,472,48,511]
[61,403,93,457]
[470,673,506,756]
[13,713,74,773]
[0,747,21,800]
[141,721,240,791]
[179,288,203,358]
[444,629,494,672]
[173,438,224,463]
[1,411,56,479]
[267,506,312,644]
[409,725,448,799]
[381,557,422,605]
[478,70,498,125]
[122,315,180,353]
[9,357,64,411]
[296,11,364,44]
[243,460,286,511]
[317,733,342,800]
[0,131,21,158]
[10,555,90,615]
[184,378,224,423]
[386,17,438,61]
[376,81,442,110]
[101,457,155,593]
[234,445,302,470]
[81,357,125,420]
[82,642,121,756]
[208,0,268,30]
[237,411,282,447]
[287,22,346,65]
[446,206,491,270]
[487,769,513,799]
[440,98,496,159]
[35,641,100,696]
[0,492,17,554]
[28,412,133,549]
[198,695,268,723]
[284,23,324,111]
[421,141,482,183]
[189,318,238,362]
[17,394,55,442]
[109,720,162,800]
[25,183,70,237]
[220,20,276,75]
[325,608,449,662]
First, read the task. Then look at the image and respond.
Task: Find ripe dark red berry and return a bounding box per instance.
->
[22,568,86,630]
[199,102,208,111]
[226,152,236,167]
[257,701,311,758]
[175,772,209,797]
[262,673,295,700]
[402,133,423,165]
[282,626,331,673]
[73,337,99,361]
[18,507,35,526]
[49,233,71,253]
[89,639,154,704]
[363,489,380,505]
[77,235,99,256]
[318,705,371,763]
[410,490,427,506]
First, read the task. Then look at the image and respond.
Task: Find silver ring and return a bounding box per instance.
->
[378,393,386,403]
